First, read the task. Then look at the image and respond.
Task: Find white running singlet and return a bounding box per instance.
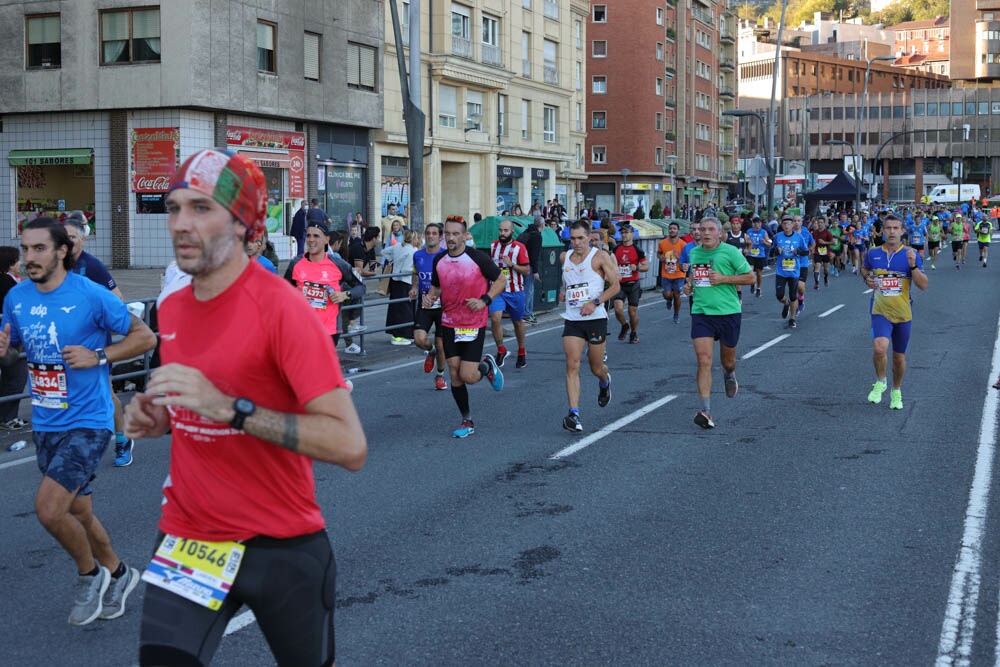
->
[562,247,608,321]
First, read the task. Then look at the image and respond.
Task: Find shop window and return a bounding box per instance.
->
[304,32,320,81]
[347,42,377,91]
[26,14,61,69]
[256,20,276,73]
[101,8,160,64]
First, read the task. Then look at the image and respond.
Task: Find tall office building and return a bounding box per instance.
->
[951,0,1000,84]
[582,0,738,216]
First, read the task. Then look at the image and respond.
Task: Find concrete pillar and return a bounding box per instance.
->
[914,156,924,206]
[881,157,890,202]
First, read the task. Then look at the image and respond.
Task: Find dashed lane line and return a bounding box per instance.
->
[818,304,845,318]
[741,334,790,361]
[550,395,678,460]
[935,310,1000,665]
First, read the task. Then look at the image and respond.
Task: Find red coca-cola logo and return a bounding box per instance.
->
[289,135,306,149]
[225,128,244,142]
[136,176,170,191]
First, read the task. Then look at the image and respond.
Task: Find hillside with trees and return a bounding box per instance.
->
[735,0,950,27]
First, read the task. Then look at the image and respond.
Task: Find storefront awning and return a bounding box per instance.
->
[8,148,93,166]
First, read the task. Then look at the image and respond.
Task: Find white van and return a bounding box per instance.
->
[928,184,981,204]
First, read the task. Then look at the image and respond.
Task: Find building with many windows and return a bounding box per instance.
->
[0,0,382,267]
[378,0,588,222]
[951,0,1000,83]
[890,16,950,77]
[582,0,738,216]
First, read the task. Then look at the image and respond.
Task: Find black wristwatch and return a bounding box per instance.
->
[229,397,256,430]
[95,348,108,366]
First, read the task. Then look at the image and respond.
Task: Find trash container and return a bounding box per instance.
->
[534,227,565,313]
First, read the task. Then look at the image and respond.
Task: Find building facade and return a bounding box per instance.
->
[378,0,587,223]
[890,16,950,77]
[951,0,1000,83]
[1,0,383,268]
[582,0,738,216]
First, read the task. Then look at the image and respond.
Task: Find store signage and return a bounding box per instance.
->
[131,128,179,193]
[227,126,306,199]
[8,149,92,166]
[532,168,549,179]
[496,165,524,178]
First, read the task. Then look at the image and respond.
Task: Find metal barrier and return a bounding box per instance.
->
[0,297,159,406]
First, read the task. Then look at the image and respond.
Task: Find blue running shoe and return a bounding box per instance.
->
[481,354,504,391]
[113,439,134,467]
[453,420,475,438]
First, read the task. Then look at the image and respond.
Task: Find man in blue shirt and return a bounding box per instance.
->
[0,217,156,626]
[773,215,810,329]
[745,217,772,298]
[63,212,134,467]
[409,223,448,389]
[678,221,702,315]
[793,214,814,315]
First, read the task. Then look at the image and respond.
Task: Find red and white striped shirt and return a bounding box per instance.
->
[489,239,530,293]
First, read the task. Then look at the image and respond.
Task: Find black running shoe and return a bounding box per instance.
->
[694,411,715,429]
[781,301,789,319]
[495,349,508,368]
[598,372,612,407]
[562,412,583,433]
[617,323,629,341]
[515,353,527,369]
[628,332,638,344]
[788,319,797,329]
[724,373,738,398]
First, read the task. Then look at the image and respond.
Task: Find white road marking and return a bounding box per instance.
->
[863,288,874,294]
[225,610,256,636]
[550,395,678,459]
[818,304,845,318]
[935,311,1000,665]
[0,455,34,470]
[741,334,790,360]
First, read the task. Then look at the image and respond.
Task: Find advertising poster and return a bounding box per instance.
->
[131,127,179,213]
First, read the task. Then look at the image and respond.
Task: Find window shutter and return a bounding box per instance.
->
[359,45,376,89]
[347,43,360,86]
[304,32,320,80]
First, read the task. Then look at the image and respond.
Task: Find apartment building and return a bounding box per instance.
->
[890,16,949,77]
[951,0,1000,83]
[378,0,588,222]
[582,0,738,216]
[0,0,382,268]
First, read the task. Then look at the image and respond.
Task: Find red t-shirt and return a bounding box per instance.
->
[613,244,645,283]
[292,255,343,335]
[489,240,530,292]
[813,229,834,254]
[431,247,502,328]
[157,261,346,541]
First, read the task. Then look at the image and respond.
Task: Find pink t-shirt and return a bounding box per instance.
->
[431,247,502,328]
[292,255,343,335]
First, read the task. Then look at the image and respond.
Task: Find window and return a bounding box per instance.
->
[498,94,507,136]
[482,15,501,65]
[592,111,607,129]
[894,106,905,119]
[927,102,938,116]
[522,99,530,139]
[656,7,664,25]
[543,0,559,20]
[575,62,582,90]
[592,75,607,93]
[451,3,471,57]
[347,43,376,90]
[304,32,320,81]
[981,102,990,115]
[655,78,663,96]
[655,147,663,165]
[463,90,483,131]
[26,14,61,69]
[656,43,663,60]
[253,20,276,72]
[953,102,963,115]
[914,103,925,116]
[543,39,558,85]
[543,105,557,143]
[439,85,457,127]
[522,32,531,77]
[655,112,663,131]
[592,40,607,58]
[401,0,410,43]
[966,102,976,116]
[593,5,607,22]
[575,103,582,131]
[523,0,531,8]
[592,145,607,164]
[101,8,160,65]
[575,20,582,49]
[833,107,843,120]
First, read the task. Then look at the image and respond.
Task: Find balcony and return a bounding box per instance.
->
[719,87,735,98]
[666,27,676,42]
[720,143,734,154]
[721,115,734,128]
[720,31,735,45]
[692,6,714,25]
[452,35,473,59]
[665,131,677,142]
[720,170,737,182]
[544,64,559,85]
[719,59,735,71]
[482,43,502,67]
[665,96,676,109]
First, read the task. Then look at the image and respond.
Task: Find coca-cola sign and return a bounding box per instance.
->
[227,126,306,151]
[131,127,179,194]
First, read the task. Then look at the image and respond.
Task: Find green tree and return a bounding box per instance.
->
[649,199,663,219]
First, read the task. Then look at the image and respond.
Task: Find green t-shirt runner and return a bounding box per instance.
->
[977,220,993,244]
[688,243,752,316]
[830,225,843,252]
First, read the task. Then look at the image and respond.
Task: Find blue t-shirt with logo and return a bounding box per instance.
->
[797,228,815,268]
[773,232,809,278]
[1,272,131,431]
[745,228,769,260]
[413,246,445,295]
[909,221,927,246]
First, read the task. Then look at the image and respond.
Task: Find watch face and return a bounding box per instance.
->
[235,398,254,415]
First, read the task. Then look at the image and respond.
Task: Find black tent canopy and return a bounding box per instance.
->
[804,171,866,216]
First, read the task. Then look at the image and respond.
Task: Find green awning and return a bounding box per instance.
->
[8,149,92,166]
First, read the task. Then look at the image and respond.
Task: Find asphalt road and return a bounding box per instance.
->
[2,257,1000,666]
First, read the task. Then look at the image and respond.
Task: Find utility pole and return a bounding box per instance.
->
[766,0,790,222]
[388,0,425,231]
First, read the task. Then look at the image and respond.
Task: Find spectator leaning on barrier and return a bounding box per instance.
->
[382,230,419,345]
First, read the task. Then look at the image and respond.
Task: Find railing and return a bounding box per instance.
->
[452,35,472,59]
[720,31,735,43]
[720,59,735,70]
[482,43,502,66]
[543,65,559,85]
[719,87,735,97]
[720,170,737,181]
[720,143,734,153]
[692,6,714,25]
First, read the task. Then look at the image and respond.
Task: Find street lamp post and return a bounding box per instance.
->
[857,55,895,210]
[827,138,859,213]
[665,154,678,219]
[723,109,772,220]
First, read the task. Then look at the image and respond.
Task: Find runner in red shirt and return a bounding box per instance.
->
[612,224,649,343]
[488,219,531,368]
[423,215,507,438]
[291,221,349,343]
[125,148,366,667]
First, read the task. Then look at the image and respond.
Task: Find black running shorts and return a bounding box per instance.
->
[441,325,486,363]
[414,304,443,335]
[139,530,336,667]
[613,281,642,307]
[562,318,608,345]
